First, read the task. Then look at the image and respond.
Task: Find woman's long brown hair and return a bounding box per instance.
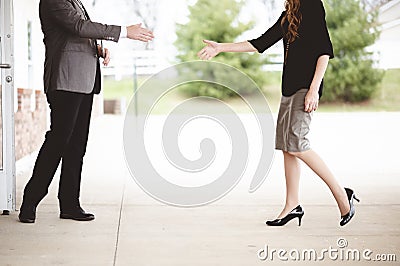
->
[282,0,302,43]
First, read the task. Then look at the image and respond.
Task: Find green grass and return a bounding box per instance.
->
[103,69,400,113]
[318,69,400,112]
[103,77,137,101]
[372,68,400,111]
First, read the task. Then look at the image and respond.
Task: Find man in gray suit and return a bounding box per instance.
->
[19,0,154,223]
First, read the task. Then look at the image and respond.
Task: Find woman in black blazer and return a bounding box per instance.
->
[198,0,359,226]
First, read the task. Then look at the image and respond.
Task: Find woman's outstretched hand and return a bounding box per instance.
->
[198,40,220,60]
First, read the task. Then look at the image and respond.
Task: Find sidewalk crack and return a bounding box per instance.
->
[113,178,126,266]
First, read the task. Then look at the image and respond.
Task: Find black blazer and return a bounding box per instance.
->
[249,0,334,97]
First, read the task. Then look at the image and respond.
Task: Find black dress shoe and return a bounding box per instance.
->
[60,206,95,221]
[266,205,304,226]
[340,187,360,226]
[19,204,36,223]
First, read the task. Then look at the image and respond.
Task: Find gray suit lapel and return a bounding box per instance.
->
[71,0,90,20]
[69,0,97,50]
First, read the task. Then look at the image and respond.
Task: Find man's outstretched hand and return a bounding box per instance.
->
[127,23,154,42]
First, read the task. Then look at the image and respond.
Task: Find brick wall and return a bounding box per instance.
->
[14,89,104,161]
[103,98,126,114]
[14,89,47,161]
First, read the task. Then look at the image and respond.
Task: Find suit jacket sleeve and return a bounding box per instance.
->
[43,0,121,42]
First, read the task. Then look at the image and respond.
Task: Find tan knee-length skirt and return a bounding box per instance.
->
[275,89,313,152]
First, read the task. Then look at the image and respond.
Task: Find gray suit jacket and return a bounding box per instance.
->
[39,0,121,94]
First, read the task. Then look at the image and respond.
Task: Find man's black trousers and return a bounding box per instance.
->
[22,90,94,211]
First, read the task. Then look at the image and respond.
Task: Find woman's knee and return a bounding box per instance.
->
[287,151,305,157]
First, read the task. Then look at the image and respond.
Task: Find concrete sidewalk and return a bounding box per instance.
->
[0,113,399,266]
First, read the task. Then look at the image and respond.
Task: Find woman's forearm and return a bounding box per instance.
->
[198,40,257,60]
[218,41,258,53]
[310,55,330,91]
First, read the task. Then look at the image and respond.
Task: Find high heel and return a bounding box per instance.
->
[340,187,360,226]
[266,205,304,226]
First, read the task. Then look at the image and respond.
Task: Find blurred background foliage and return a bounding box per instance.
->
[174,0,269,99]
[323,0,384,102]
[104,0,399,112]
[173,0,384,102]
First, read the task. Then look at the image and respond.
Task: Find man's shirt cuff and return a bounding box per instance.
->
[120,26,127,38]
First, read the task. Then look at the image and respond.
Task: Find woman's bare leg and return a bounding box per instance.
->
[277,151,302,218]
[289,149,350,215]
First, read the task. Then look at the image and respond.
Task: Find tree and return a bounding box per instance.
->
[259,0,279,24]
[323,0,384,102]
[126,0,158,32]
[174,0,269,99]
[361,0,393,11]
[122,0,158,50]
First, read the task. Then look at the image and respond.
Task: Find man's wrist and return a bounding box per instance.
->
[120,26,127,38]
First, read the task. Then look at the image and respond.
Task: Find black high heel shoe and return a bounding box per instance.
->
[340,187,360,226]
[266,205,304,226]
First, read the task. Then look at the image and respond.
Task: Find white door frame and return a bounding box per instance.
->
[0,0,16,212]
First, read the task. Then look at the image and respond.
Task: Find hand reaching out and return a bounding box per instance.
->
[127,23,154,42]
[198,40,220,60]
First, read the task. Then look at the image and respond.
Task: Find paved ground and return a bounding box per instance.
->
[0,112,399,266]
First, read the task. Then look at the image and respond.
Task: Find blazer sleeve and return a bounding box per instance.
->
[312,1,334,59]
[248,12,285,53]
[43,0,121,42]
